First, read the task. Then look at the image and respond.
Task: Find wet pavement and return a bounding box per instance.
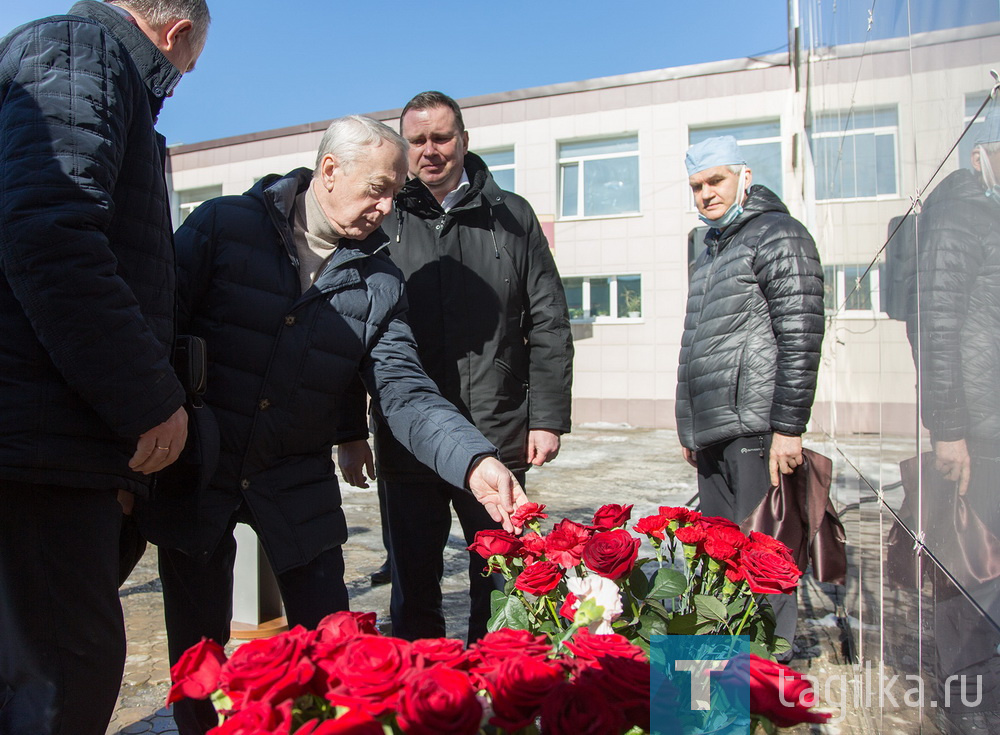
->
[107,426,893,734]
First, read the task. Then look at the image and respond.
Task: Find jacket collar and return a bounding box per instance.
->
[395,151,506,217]
[69,0,182,112]
[251,168,390,266]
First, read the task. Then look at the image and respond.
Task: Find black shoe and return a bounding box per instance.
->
[370,560,391,586]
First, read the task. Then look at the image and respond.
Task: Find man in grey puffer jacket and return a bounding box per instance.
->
[676,136,824,648]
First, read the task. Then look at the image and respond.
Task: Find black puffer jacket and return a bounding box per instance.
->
[676,186,824,451]
[170,169,497,572]
[907,168,1000,447]
[0,1,185,492]
[376,152,573,477]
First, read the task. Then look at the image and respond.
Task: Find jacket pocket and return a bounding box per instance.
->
[730,344,747,412]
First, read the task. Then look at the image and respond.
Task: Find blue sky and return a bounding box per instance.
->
[1,1,790,146]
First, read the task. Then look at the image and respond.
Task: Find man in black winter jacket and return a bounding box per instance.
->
[346,91,573,643]
[0,2,209,734]
[160,115,527,735]
[905,109,1000,719]
[677,135,824,650]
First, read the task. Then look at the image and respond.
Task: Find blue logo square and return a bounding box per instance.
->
[650,635,763,735]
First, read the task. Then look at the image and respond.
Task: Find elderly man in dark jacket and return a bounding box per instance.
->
[350,91,573,643]
[0,2,208,733]
[159,115,526,735]
[676,135,824,650]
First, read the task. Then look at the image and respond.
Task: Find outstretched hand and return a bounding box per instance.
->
[467,456,528,534]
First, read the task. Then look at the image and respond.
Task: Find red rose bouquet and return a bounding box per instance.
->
[471,504,802,660]
[170,611,658,734]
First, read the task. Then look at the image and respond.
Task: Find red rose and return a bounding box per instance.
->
[396,666,483,735]
[716,654,831,728]
[466,629,551,679]
[411,637,468,667]
[168,637,227,705]
[576,655,652,731]
[545,519,592,568]
[219,627,316,707]
[562,628,646,663]
[632,514,669,539]
[468,529,524,560]
[731,544,802,595]
[558,591,580,621]
[326,636,414,717]
[591,504,633,530]
[315,611,379,642]
[658,506,701,524]
[512,502,548,528]
[293,710,383,735]
[514,560,563,596]
[540,680,625,735]
[703,525,749,561]
[208,700,291,735]
[486,654,566,730]
[748,530,794,559]
[582,529,641,580]
[519,531,547,563]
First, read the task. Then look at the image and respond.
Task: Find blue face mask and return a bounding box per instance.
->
[698,166,747,229]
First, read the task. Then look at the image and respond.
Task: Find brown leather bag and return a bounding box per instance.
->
[740,448,848,585]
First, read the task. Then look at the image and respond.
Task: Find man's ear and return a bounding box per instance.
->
[743,166,753,190]
[972,146,983,172]
[162,18,194,52]
[321,154,340,190]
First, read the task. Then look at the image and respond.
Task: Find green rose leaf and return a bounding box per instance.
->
[693,594,729,623]
[648,568,687,600]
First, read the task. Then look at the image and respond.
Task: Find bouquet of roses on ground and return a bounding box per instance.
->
[168,611,655,734]
[471,503,802,659]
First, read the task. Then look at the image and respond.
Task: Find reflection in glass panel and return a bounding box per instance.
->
[812,108,898,200]
[583,157,639,216]
[589,277,611,317]
[843,265,874,311]
[560,163,578,217]
[960,92,994,170]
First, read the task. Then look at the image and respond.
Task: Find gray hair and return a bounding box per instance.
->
[314,115,408,173]
[981,141,1000,154]
[107,0,211,50]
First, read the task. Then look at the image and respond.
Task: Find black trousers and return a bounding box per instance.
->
[383,472,524,643]
[696,434,798,649]
[0,481,124,735]
[160,515,349,735]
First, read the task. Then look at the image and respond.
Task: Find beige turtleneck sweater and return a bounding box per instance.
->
[291,183,340,293]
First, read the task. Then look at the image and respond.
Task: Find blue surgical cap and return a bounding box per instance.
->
[975,102,1000,145]
[685,135,747,177]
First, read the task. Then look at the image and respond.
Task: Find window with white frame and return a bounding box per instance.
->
[812,107,899,200]
[177,185,223,224]
[823,263,884,316]
[960,92,994,171]
[559,136,639,218]
[689,121,783,198]
[563,274,642,321]
[480,148,515,192]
